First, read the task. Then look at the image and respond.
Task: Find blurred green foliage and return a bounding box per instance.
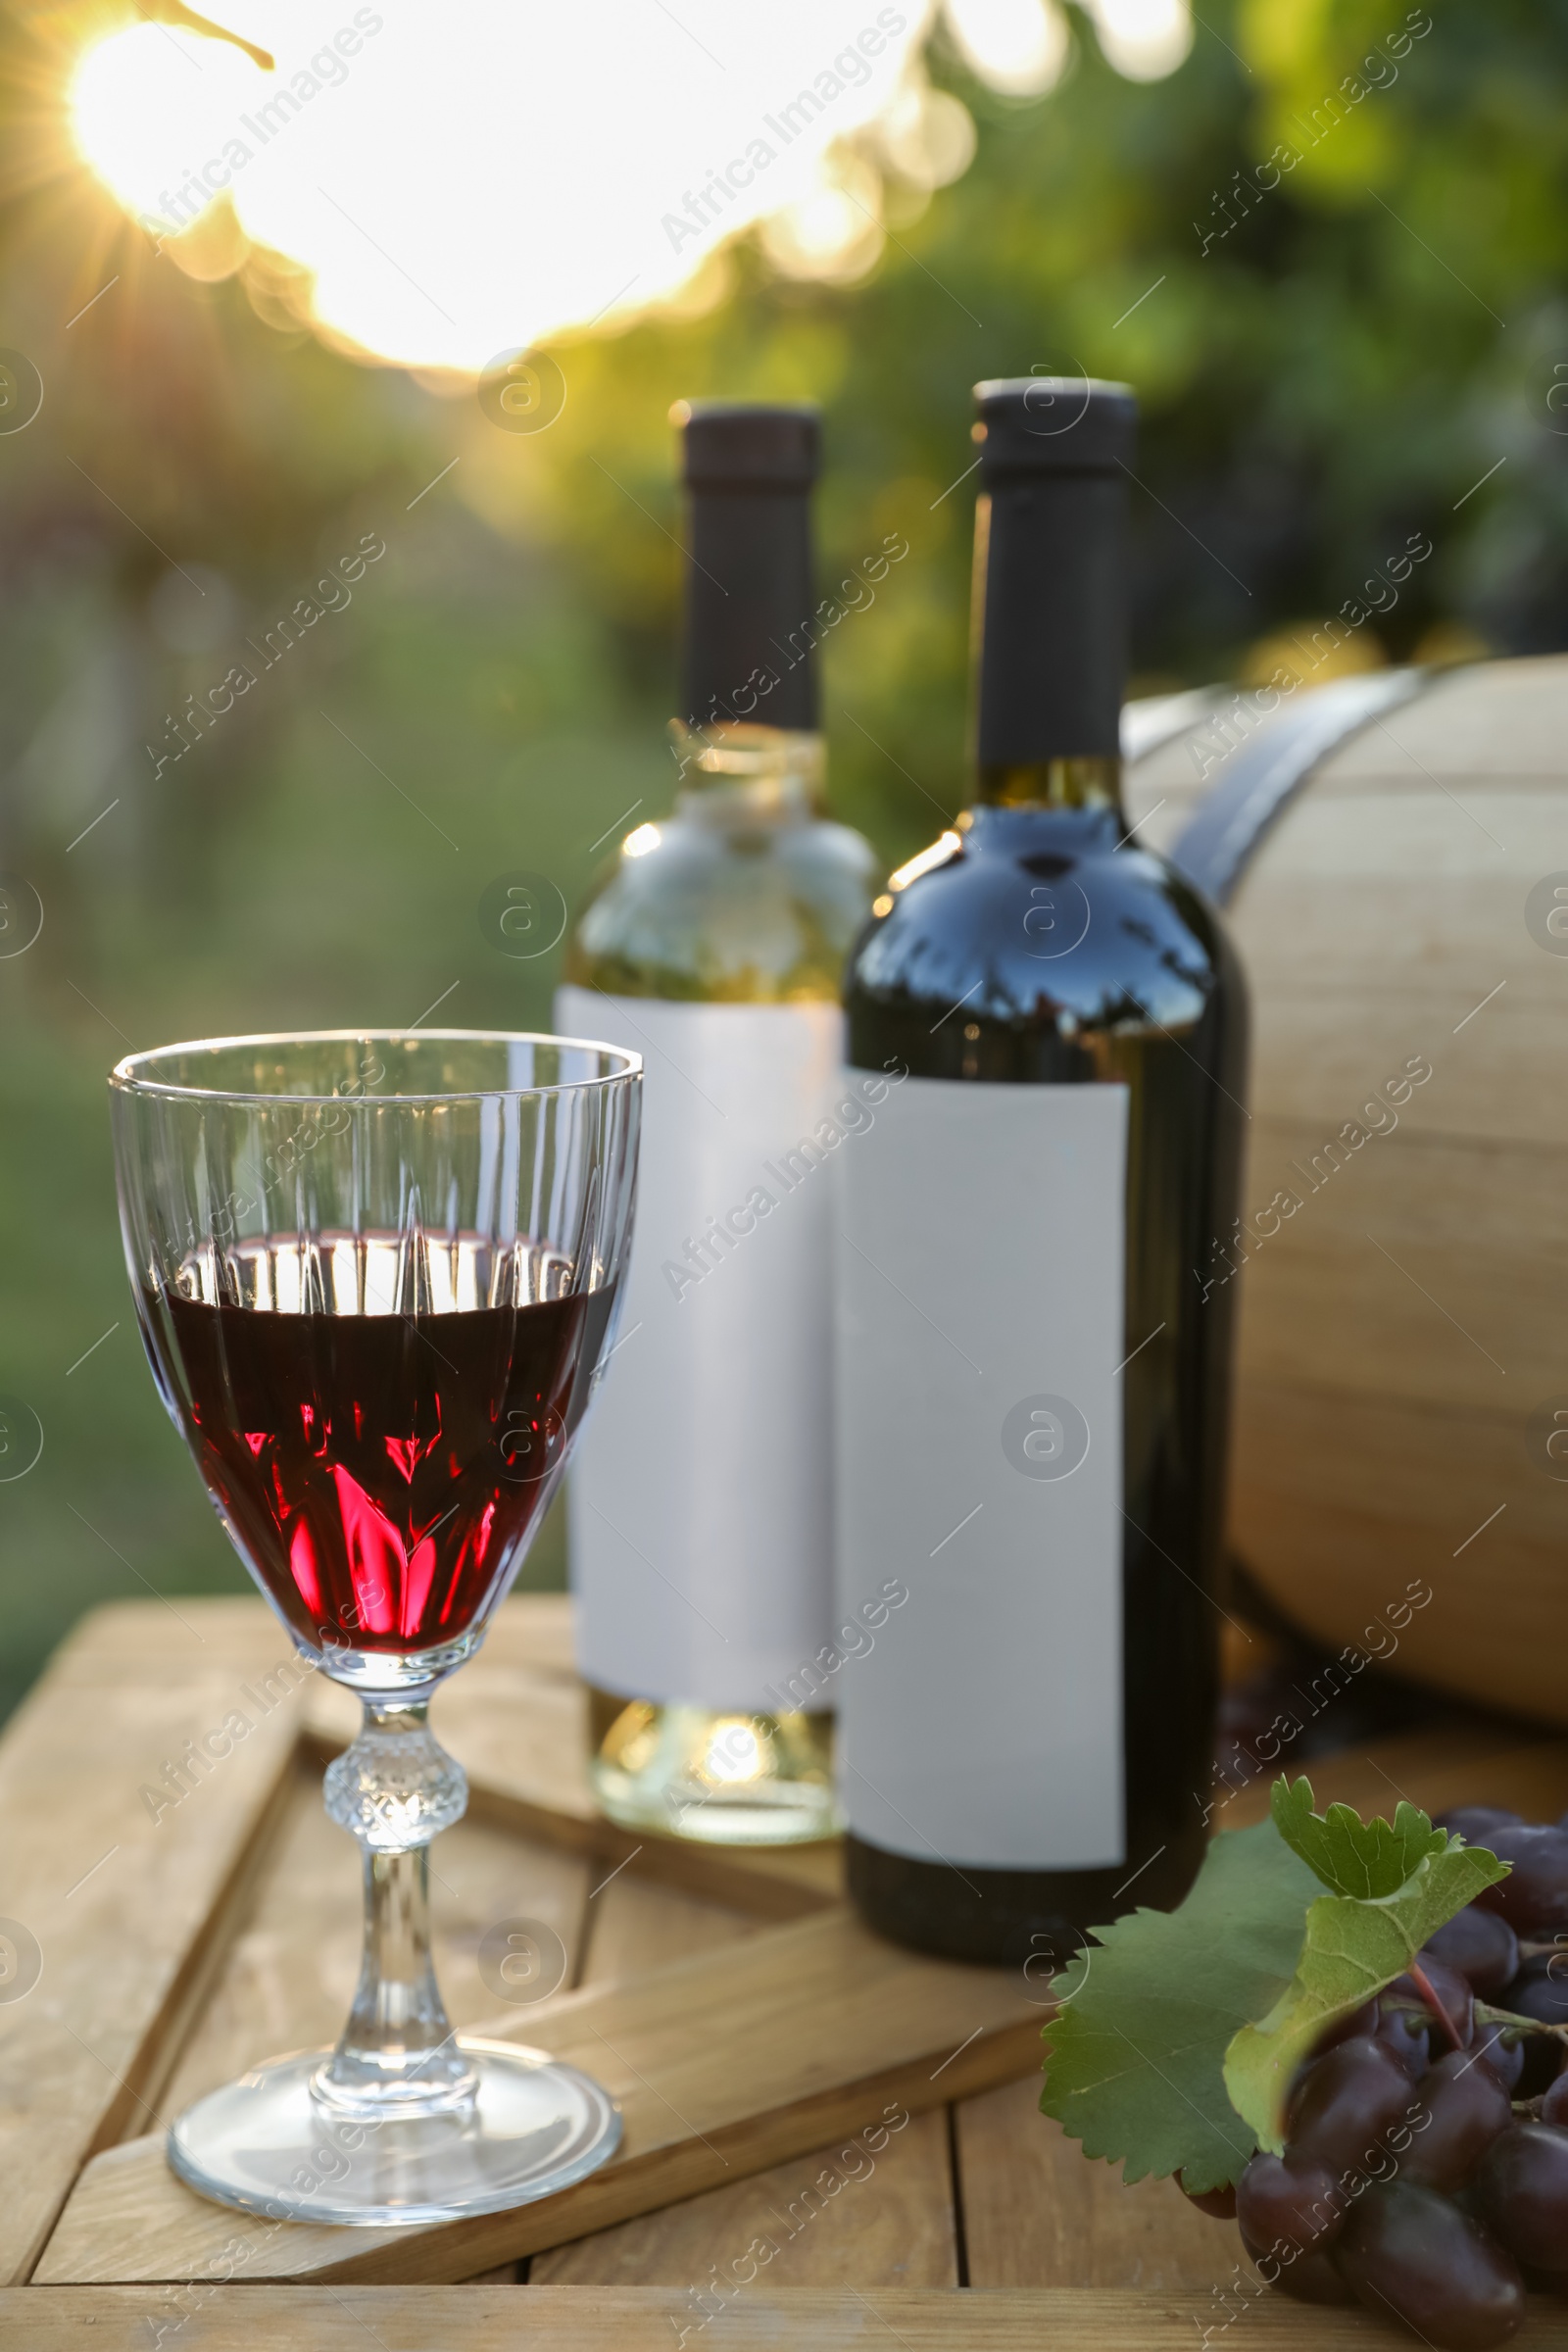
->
[0,0,1562,1712]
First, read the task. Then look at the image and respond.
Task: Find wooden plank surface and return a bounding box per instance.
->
[535,2108,957,2292]
[536,1871,956,2290]
[306,1596,844,1922]
[36,1906,1040,2285]
[0,1599,312,2285]
[22,1590,1568,2333]
[958,2078,1238,2289]
[576,1869,760,1988]
[11,2285,1568,2348]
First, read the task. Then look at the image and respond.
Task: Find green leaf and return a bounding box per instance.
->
[1271,1773,1448,1898]
[1039,1820,1321,2194]
[1225,1803,1509,2154]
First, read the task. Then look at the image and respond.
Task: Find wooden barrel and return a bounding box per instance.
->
[1124,655,1568,1726]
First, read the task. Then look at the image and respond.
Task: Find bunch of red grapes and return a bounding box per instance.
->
[1187,1808,1568,2349]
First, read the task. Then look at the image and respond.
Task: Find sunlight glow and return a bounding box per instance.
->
[69,0,1188,370]
[760,149,886,283]
[942,0,1070,98]
[69,2,941,370]
[1087,0,1193,81]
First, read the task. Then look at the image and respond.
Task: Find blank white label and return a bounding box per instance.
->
[558,987,853,1713]
[835,1074,1128,1871]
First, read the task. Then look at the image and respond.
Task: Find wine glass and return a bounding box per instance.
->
[109,1030,640,2225]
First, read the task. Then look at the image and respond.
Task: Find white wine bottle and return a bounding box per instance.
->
[834,379,1247,1959]
[557,401,877,1843]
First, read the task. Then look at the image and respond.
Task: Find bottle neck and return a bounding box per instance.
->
[670,719,824,822]
[968,473,1127,813]
[974,754,1124,813]
[680,483,818,735]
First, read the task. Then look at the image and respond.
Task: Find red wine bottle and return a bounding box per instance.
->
[834,379,1247,1966]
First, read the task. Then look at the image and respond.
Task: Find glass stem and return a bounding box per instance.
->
[318,1695,475,2115]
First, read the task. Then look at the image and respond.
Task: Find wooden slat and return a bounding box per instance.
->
[538,1871,956,2289]
[957,2078,1241,2289]
[1224,999,1568,1143]
[1230,1377,1568,1729]
[1313,657,1568,782]
[0,1600,312,2285]
[535,2109,957,2291]
[1124,656,1568,823]
[36,1906,1039,2285]
[1228,1126,1568,1401]
[23,2284,1564,2348]
[576,1869,759,1988]
[306,1597,845,1922]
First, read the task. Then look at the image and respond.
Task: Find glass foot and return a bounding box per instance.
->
[167,2036,621,2225]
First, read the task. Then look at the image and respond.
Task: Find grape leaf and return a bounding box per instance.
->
[1039,1820,1321,2193]
[1271,1773,1447,1897]
[1224,1788,1509,2153]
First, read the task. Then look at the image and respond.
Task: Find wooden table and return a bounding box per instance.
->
[5,1594,1568,2346]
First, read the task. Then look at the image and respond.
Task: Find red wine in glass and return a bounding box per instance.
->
[159,1230,614,1656]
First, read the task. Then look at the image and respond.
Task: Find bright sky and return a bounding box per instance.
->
[70,0,1193,371]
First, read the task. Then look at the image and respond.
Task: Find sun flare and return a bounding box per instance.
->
[68,0,1192,371]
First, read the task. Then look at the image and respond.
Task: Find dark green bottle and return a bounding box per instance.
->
[834,378,1247,1965]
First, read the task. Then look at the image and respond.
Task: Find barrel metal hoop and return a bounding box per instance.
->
[1163,666,1437,907]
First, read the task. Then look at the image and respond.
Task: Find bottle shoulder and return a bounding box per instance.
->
[845,806,1245,1049]
[567,807,878,1004]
